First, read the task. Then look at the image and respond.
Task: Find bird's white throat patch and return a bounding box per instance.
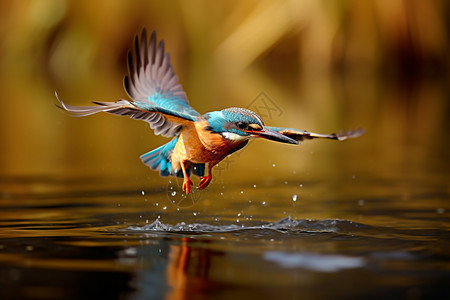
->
[221,132,248,141]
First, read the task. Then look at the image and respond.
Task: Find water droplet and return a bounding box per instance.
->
[284,181,288,185]
[193,212,197,216]
[292,194,298,202]
[214,217,220,221]
[176,208,180,211]
[141,191,145,195]
[117,203,121,207]
[253,184,257,188]
[26,245,34,251]
[237,213,241,217]
[358,199,365,206]
[155,203,159,206]
[171,191,177,196]
[299,184,303,188]
[248,200,252,204]
[272,163,276,167]
[293,170,297,175]
[162,206,167,210]
[220,192,223,196]
[240,191,244,194]
[262,201,266,205]
[236,219,240,223]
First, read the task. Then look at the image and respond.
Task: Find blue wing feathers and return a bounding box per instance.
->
[125,29,201,118]
[132,101,197,122]
[147,93,200,117]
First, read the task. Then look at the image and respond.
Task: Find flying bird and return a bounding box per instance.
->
[56,29,363,194]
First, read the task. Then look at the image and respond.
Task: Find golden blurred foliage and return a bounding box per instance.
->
[1,1,448,81]
[0,0,448,179]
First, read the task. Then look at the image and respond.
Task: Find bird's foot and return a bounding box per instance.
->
[198,175,212,190]
[182,178,193,195]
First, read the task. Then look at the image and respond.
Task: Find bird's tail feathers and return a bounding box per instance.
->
[140,138,205,178]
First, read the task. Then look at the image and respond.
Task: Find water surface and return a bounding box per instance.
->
[1,164,449,299]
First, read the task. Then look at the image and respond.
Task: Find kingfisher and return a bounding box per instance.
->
[57,29,363,194]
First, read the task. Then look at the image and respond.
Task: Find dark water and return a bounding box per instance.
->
[1,166,449,300]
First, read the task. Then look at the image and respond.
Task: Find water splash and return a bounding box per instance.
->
[127,217,366,234]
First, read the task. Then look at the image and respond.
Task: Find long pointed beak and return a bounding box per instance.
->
[253,127,299,144]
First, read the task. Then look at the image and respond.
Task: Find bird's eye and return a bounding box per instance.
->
[236,122,248,130]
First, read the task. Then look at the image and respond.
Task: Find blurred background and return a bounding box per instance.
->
[0,0,448,185]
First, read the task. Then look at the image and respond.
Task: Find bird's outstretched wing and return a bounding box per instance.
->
[266,127,365,142]
[124,28,200,117]
[56,29,201,137]
[56,92,195,137]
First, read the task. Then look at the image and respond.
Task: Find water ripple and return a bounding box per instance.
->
[127,217,366,234]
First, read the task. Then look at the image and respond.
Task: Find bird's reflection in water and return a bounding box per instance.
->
[165,237,217,300]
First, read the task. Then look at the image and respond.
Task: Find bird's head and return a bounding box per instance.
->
[203,107,298,144]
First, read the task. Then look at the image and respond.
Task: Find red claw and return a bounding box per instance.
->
[182,178,193,195]
[198,175,212,190]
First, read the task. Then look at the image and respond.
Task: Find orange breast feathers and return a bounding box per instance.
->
[170,120,246,168]
[195,120,248,160]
